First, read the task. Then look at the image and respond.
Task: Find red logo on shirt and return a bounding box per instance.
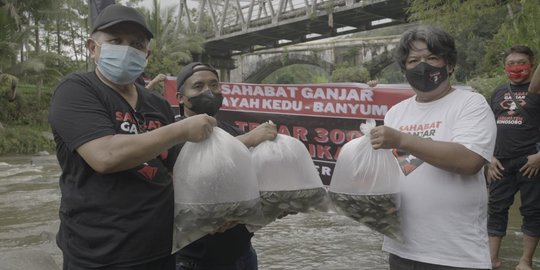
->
[393,149,424,176]
[138,164,158,180]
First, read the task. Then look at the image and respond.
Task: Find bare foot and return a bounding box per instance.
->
[492,258,502,269]
[516,258,533,270]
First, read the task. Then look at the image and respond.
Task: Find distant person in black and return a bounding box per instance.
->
[174,62,277,270]
[487,45,540,270]
[48,5,216,270]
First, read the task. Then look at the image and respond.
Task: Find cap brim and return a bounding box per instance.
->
[97,19,154,39]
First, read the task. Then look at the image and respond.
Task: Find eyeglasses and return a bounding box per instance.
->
[132,111,147,133]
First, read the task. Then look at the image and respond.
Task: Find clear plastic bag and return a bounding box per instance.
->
[172,127,261,252]
[329,119,402,241]
[248,134,329,230]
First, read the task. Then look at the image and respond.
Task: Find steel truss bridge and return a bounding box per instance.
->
[177,0,409,68]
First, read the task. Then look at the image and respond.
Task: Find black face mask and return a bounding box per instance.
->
[405,62,448,92]
[187,90,223,116]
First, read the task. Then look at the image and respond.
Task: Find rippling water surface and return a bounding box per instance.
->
[0,155,538,269]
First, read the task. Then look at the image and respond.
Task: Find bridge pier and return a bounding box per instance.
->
[191,53,235,82]
[228,36,400,83]
[219,69,231,82]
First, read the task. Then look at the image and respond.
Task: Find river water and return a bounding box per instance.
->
[0,154,537,269]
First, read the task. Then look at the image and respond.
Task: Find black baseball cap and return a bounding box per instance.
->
[91,4,153,39]
[176,62,219,93]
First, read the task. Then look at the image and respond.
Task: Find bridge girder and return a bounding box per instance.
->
[179,0,409,66]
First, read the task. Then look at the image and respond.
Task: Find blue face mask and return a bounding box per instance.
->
[96,43,147,85]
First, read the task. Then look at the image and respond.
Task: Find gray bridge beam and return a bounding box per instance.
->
[179,0,409,64]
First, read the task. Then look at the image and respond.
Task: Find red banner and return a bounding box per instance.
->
[163,80,415,185]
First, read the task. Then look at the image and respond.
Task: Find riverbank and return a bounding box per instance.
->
[0,126,55,156]
[0,83,55,156]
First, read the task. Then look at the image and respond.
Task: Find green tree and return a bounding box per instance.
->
[0,0,24,71]
[408,0,540,86]
[262,64,329,84]
[408,0,508,81]
[143,0,204,78]
[482,0,540,74]
[331,64,370,83]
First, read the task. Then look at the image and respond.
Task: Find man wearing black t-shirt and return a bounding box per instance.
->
[174,62,277,270]
[487,45,540,270]
[48,5,217,270]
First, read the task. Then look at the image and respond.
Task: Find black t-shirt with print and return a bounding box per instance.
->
[490,82,540,159]
[175,120,254,265]
[48,71,179,268]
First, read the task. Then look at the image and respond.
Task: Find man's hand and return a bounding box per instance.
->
[370,125,403,150]
[487,157,504,183]
[180,114,217,142]
[146,73,167,90]
[520,152,540,178]
[154,73,167,82]
[238,120,278,147]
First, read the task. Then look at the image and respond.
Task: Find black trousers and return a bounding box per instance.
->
[487,156,540,237]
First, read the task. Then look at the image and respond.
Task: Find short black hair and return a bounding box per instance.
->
[395,25,457,72]
[503,45,534,64]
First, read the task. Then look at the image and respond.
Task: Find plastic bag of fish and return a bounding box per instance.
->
[329,119,402,241]
[248,134,330,231]
[172,127,262,252]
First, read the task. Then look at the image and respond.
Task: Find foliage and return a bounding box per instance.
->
[467,74,507,99]
[407,0,540,83]
[262,64,329,84]
[15,52,68,84]
[0,82,54,155]
[482,0,540,71]
[143,0,205,77]
[0,73,18,99]
[0,126,55,155]
[377,63,407,84]
[0,83,52,126]
[408,0,507,81]
[330,64,370,83]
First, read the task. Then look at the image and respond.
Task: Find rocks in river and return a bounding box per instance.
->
[30,153,58,167]
[329,192,402,241]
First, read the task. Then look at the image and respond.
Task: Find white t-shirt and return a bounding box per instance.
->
[382,89,496,269]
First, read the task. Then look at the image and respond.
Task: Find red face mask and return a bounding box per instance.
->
[505,64,531,80]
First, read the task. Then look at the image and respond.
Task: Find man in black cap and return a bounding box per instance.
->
[48,5,217,270]
[175,62,277,270]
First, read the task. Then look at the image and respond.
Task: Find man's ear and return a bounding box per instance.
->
[176,92,185,104]
[447,65,455,76]
[86,38,97,59]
